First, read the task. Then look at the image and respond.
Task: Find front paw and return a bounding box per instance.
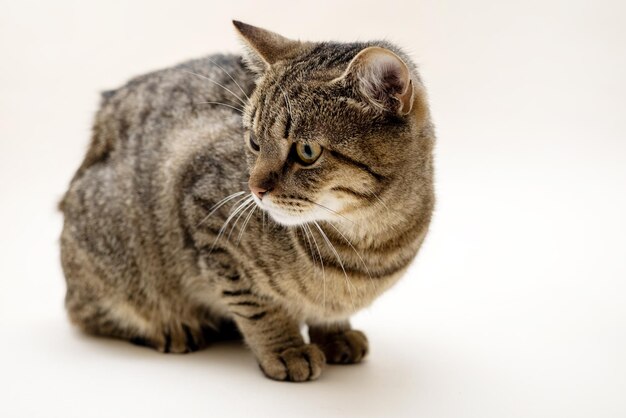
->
[314,329,369,364]
[258,344,326,382]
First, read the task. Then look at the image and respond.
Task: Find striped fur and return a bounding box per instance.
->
[59,22,435,382]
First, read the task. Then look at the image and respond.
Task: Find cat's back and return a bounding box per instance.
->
[60,53,254,275]
[66,54,254,186]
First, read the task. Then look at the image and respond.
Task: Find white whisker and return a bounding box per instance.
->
[364,188,400,232]
[299,224,322,304]
[262,210,266,231]
[236,203,257,246]
[197,191,246,227]
[326,222,374,287]
[210,195,254,251]
[305,222,326,310]
[197,101,244,113]
[309,200,356,225]
[226,199,255,242]
[369,190,390,211]
[300,224,316,264]
[206,57,250,101]
[181,69,247,107]
[314,221,355,311]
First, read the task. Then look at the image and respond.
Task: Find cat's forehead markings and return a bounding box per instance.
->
[283,112,292,140]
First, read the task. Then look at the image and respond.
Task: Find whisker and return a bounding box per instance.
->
[236,203,257,246]
[363,189,400,232]
[309,201,356,225]
[300,223,316,264]
[210,195,254,251]
[197,101,244,113]
[305,223,326,310]
[226,199,255,242]
[313,221,355,311]
[206,57,250,101]
[181,69,247,107]
[197,191,246,227]
[369,190,390,211]
[299,223,322,305]
[326,222,374,286]
[218,198,253,244]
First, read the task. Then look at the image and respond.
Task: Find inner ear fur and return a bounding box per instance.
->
[341,46,415,115]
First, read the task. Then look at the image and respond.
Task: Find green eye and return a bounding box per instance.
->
[295,142,322,165]
[249,132,260,152]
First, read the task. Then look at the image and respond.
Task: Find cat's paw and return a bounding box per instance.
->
[315,329,369,364]
[258,344,326,382]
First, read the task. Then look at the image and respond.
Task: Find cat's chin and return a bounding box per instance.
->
[265,210,310,226]
[256,203,313,226]
[253,195,332,226]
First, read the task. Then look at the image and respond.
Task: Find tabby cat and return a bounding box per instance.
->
[59,21,435,382]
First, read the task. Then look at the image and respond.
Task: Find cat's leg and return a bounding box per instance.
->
[61,230,160,349]
[308,321,369,364]
[204,250,324,381]
[67,286,225,354]
[155,309,242,353]
[224,292,326,381]
[65,283,163,351]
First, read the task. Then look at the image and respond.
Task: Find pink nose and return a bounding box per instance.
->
[250,185,268,199]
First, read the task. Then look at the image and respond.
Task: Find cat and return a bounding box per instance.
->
[59,20,435,382]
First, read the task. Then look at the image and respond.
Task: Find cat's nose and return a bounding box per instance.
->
[248,170,278,199]
[250,185,268,199]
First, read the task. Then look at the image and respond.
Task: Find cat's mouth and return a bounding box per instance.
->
[252,194,335,226]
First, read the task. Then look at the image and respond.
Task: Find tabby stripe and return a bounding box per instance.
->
[222,289,252,297]
[248,311,267,320]
[192,194,216,212]
[329,150,386,182]
[330,186,371,199]
[301,247,412,279]
[130,336,154,349]
[283,113,292,139]
[326,48,359,66]
[267,276,287,297]
[226,273,240,282]
[299,43,326,63]
[265,334,297,346]
[163,331,172,353]
[182,324,198,351]
[233,311,267,321]
[316,252,366,277]
[228,301,260,307]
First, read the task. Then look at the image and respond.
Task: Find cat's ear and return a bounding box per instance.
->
[340,46,415,115]
[233,21,302,73]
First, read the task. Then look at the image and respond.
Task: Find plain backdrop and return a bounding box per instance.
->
[1,1,625,417]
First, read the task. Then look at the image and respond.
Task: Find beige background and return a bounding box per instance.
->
[1,1,625,417]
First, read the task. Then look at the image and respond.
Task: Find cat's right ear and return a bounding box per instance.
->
[232,21,303,74]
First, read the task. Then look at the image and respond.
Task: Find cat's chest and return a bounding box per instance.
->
[240,248,404,320]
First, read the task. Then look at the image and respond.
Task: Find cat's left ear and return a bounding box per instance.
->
[339,46,415,115]
[233,20,303,73]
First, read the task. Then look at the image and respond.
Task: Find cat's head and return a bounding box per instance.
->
[234,21,432,228]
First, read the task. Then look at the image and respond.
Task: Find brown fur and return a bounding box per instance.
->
[59,21,435,381]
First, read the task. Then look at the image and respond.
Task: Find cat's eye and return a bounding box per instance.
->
[248,132,260,152]
[294,142,322,165]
